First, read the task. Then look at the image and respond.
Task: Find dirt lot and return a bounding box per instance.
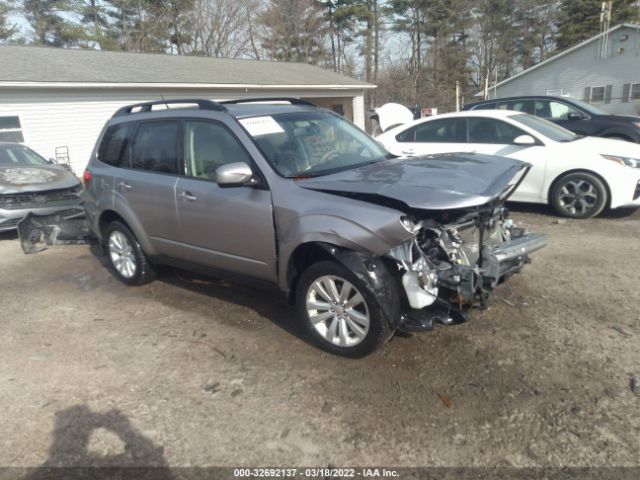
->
[0,205,639,473]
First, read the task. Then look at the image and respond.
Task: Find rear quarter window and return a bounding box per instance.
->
[98,123,134,167]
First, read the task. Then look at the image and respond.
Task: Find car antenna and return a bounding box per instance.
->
[160,94,170,110]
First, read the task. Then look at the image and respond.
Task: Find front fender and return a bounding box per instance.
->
[318,244,403,329]
[277,212,412,290]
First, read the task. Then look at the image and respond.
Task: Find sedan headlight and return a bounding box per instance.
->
[601,154,640,168]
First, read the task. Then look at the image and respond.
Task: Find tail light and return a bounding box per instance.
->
[82,169,92,190]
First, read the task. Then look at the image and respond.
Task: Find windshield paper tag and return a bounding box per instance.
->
[239,116,285,136]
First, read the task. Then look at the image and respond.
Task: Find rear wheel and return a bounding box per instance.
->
[296,261,390,357]
[105,221,156,285]
[550,172,607,219]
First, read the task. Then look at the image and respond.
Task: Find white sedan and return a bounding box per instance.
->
[376,110,640,218]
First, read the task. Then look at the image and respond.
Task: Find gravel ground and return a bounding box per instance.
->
[0,205,639,473]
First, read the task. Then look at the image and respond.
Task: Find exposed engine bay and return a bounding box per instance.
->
[387,206,547,332]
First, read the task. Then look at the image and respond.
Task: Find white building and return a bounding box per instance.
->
[0,45,374,174]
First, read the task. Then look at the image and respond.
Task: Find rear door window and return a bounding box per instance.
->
[98,123,135,167]
[131,121,180,174]
[397,118,466,143]
[467,118,527,144]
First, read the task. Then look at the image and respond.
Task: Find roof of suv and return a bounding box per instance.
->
[464,95,582,109]
[224,103,320,119]
[109,99,329,122]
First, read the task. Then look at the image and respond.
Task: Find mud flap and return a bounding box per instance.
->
[17,211,96,254]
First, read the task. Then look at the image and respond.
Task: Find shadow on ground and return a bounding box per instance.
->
[20,405,173,480]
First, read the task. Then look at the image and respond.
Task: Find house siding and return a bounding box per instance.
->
[0,87,367,174]
[489,26,640,115]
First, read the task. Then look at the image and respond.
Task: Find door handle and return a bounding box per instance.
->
[402,149,415,155]
[178,191,197,202]
[117,181,132,190]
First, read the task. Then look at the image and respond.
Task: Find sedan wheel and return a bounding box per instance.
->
[551,172,607,219]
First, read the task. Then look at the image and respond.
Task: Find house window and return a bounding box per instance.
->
[590,86,606,103]
[631,83,640,100]
[0,116,24,142]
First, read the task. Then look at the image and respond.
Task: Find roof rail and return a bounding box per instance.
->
[112,99,227,118]
[220,97,316,107]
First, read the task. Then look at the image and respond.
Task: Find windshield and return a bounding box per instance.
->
[510,113,578,142]
[240,111,389,177]
[569,98,607,115]
[0,144,49,166]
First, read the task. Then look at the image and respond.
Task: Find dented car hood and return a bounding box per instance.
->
[297,153,529,210]
[0,165,80,194]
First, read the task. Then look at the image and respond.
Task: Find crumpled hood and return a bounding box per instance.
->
[297,153,529,210]
[0,165,80,194]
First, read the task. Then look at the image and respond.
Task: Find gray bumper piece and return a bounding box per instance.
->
[492,233,548,263]
[17,211,96,254]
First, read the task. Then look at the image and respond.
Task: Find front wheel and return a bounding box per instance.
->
[295,261,390,357]
[550,172,607,219]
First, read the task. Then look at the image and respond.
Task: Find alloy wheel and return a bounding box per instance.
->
[108,230,137,279]
[306,275,370,347]
[558,179,599,216]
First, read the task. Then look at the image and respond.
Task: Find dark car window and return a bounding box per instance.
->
[0,144,49,166]
[534,100,581,120]
[473,102,496,110]
[467,118,526,144]
[131,121,180,174]
[184,120,253,180]
[397,118,466,143]
[98,123,135,167]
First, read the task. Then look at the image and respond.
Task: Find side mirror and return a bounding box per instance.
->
[567,112,585,121]
[48,158,56,164]
[216,162,254,187]
[513,134,536,146]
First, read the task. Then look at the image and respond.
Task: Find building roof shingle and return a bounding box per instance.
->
[0,45,374,87]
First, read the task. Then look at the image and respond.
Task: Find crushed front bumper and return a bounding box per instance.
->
[17,211,95,254]
[491,232,548,272]
[399,232,548,333]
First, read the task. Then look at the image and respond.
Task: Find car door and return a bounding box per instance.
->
[115,119,182,257]
[173,118,277,282]
[393,117,468,156]
[465,117,547,201]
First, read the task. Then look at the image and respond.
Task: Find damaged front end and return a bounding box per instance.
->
[387,206,547,332]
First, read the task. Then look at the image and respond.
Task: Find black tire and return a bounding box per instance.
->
[295,260,390,358]
[104,221,156,286]
[550,172,607,219]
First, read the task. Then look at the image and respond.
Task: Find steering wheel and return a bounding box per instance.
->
[318,149,342,164]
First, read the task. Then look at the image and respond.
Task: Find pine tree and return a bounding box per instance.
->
[0,1,18,42]
[259,0,328,63]
[22,0,83,46]
[556,0,640,51]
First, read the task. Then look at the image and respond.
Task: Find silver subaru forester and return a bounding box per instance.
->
[83,98,546,357]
